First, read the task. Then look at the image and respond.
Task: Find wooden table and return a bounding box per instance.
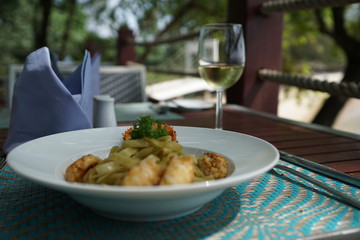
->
[1,104,359,178]
[117,105,360,178]
[1,104,360,239]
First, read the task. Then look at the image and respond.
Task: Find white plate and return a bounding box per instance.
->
[7,126,279,221]
[169,99,214,111]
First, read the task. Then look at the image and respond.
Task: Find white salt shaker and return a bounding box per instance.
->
[93,95,117,128]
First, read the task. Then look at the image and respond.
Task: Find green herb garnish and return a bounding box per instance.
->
[130,116,168,139]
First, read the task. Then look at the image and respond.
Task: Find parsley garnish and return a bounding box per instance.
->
[130,116,168,139]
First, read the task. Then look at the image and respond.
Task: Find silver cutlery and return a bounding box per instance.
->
[273,164,360,210]
[0,151,6,171]
[280,151,360,188]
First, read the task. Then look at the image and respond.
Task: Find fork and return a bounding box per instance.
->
[272,164,360,210]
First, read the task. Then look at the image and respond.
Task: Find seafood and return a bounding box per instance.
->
[122,156,163,186]
[159,155,194,185]
[65,154,101,182]
[198,153,228,179]
[65,116,228,186]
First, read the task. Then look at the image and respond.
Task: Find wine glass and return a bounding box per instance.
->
[198,23,245,129]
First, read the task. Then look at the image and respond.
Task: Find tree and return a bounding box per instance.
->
[33,0,53,49]
[312,6,360,126]
[0,0,34,73]
[0,0,89,70]
[2,0,357,128]
[282,10,346,74]
[59,0,78,59]
[279,4,359,127]
[87,0,227,64]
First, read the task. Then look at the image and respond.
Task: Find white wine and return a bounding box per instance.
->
[198,65,244,90]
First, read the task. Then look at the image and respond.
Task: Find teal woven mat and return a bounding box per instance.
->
[1,160,359,239]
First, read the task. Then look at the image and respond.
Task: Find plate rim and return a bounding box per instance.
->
[7,126,279,195]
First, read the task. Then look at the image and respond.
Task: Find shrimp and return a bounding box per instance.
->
[159,155,194,185]
[122,156,163,186]
[65,154,101,182]
[197,153,228,179]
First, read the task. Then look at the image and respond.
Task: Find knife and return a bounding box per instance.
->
[0,151,6,171]
[279,151,360,188]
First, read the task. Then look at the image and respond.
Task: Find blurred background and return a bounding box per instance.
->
[0,0,359,133]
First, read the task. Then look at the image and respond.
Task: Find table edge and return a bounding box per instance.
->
[226,104,360,141]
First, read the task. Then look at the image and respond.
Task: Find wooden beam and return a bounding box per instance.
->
[117,27,136,65]
[226,0,283,114]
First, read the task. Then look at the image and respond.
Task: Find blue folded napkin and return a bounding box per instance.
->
[3,47,100,154]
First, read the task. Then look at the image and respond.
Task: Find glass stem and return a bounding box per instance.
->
[215,90,223,130]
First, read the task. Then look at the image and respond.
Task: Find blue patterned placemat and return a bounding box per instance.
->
[1,160,359,239]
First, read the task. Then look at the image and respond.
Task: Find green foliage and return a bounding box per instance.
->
[345,4,360,40]
[0,0,358,81]
[0,0,34,73]
[147,72,183,85]
[115,0,227,68]
[0,0,90,75]
[282,10,346,74]
[48,2,88,61]
[86,33,117,63]
[282,4,360,75]
[113,0,227,39]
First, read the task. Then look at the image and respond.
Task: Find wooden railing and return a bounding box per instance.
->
[260,0,359,14]
[258,0,360,99]
[258,69,360,99]
[255,0,360,126]
[118,0,360,116]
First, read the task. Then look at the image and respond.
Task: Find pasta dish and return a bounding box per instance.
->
[65,116,228,186]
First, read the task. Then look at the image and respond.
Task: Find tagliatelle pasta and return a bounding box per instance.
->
[65,116,228,186]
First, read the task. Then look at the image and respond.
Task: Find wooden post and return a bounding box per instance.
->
[117,26,136,65]
[226,0,283,114]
